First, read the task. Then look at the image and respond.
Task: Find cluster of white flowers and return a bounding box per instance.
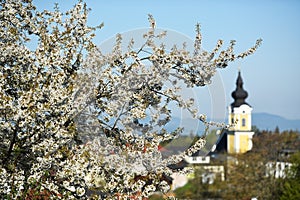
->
[0,1,261,199]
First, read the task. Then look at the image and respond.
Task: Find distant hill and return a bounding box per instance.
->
[252,112,300,131]
[164,117,207,135]
[163,113,300,134]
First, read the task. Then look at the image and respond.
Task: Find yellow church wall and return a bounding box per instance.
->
[229,113,251,131]
[239,114,251,131]
[227,132,254,154]
[228,134,235,154]
[239,134,250,153]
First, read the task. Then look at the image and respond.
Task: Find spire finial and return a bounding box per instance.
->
[238,65,241,72]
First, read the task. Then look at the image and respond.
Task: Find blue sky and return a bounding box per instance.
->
[34,0,300,120]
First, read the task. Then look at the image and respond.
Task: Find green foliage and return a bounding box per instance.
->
[290,152,300,177]
[222,130,300,199]
[149,193,165,200]
[174,167,224,199]
[280,152,300,200]
[174,182,197,199]
[161,135,194,150]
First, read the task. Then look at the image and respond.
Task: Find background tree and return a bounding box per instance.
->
[280,151,300,199]
[222,152,278,199]
[173,130,300,200]
[0,0,262,199]
[221,130,300,199]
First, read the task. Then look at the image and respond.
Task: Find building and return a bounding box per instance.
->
[213,70,254,154]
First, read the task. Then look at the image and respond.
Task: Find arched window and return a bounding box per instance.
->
[242,118,246,126]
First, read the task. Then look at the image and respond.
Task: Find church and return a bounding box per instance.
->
[213,70,254,154]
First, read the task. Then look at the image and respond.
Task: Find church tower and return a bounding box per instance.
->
[227,70,254,154]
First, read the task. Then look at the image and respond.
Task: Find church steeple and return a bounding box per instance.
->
[226,70,254,154]
[210,69,255,154]
[231,71,249,108]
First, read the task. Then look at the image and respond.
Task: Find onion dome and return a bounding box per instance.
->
[231,71,249,107]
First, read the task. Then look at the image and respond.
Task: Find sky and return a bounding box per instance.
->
[33,0,300,120]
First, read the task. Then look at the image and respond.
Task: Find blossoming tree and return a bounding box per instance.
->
[0,0,261,199]
[0,0,102,198]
